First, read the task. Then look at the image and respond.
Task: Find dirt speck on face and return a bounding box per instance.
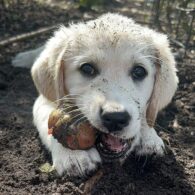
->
[0,1,194,195]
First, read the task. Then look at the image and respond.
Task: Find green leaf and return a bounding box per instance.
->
[39,162,55,173]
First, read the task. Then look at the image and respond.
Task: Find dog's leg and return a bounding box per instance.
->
[135,126,165,156]
[33,95,101,176]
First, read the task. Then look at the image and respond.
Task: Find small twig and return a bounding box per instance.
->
[169,37,185,48]
[82,169,103,195]
[175,10,182,39]
[176,6,195,13]
[166,0,173,33]
[185,11,195,55]
[152,0,162,30]
[0,25,58,47]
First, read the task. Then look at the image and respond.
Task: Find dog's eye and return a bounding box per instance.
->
[79,63,98,77]
[131,65,147,81]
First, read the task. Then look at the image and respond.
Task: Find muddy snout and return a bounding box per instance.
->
[99,103,131,132]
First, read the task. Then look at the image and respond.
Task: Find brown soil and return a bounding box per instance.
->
[0,1,194,195]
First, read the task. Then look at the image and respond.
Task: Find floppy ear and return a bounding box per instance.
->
[31,28,68,102]
[146,34,178,127]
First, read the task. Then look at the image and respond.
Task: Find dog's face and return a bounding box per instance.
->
[32,14,178,159]
[65,38,156,140]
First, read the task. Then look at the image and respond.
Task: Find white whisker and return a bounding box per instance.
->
[73,116,87,126]
[70,113,84,121]
[62,108,82,115]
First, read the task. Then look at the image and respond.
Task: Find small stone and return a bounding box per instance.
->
[188,163,195,168]
[175,100,184,108]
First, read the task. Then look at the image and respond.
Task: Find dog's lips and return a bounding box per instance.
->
[101,134,127,153]
[95,133,130,160]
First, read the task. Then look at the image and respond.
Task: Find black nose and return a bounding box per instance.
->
[100,110,131,132]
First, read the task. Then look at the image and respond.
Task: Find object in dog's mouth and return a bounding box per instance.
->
[48,109,96,150]
[48,108,130,159]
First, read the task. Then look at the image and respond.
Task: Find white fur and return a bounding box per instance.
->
[14,13,178,177]
[136,126,165,156]
[33,95,101,176]
[12,46,44,68]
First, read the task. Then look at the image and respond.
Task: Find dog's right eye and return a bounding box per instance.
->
[79,63,98,78]
[130,65,147,81]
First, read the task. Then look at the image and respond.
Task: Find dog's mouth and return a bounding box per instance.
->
[60,105,131,160]
[96,133,131,160]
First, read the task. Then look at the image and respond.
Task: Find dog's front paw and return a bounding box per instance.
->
[135,128,165,156]
[52,141,101,177]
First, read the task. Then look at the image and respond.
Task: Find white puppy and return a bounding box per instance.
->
[13,13,178,177]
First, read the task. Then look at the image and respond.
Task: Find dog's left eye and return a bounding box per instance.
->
[79,63,98,78]
[130,65,147,81]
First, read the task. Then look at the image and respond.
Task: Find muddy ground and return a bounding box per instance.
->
[0,1,194,194]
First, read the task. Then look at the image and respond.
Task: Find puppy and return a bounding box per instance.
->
[13,13,178,177]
